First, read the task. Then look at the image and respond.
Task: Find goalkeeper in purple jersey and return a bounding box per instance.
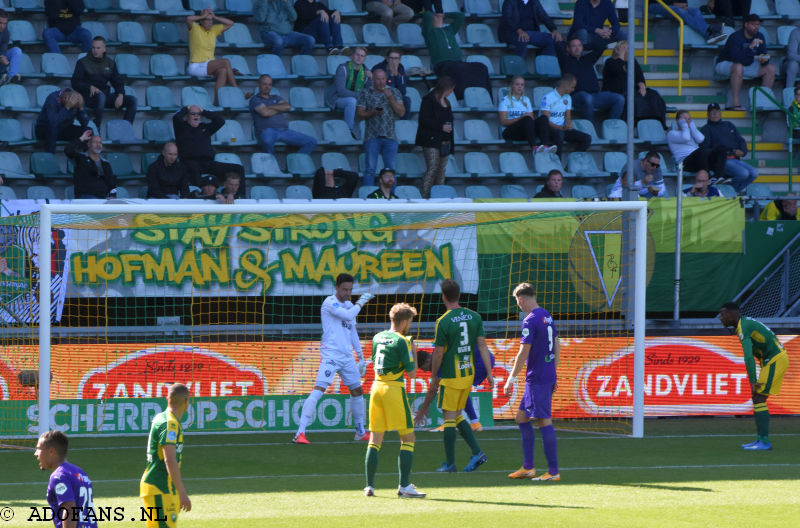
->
[503,283,561,481]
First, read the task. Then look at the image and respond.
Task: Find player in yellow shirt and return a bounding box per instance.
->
[186,8,238,105]
[141,383,191,527]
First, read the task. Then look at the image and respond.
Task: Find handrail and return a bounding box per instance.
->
[643,0,684,95]
[750,86,793,193]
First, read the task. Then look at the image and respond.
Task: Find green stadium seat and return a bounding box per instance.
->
[105,152,138,179]
[115,54,154,80]
[119,0,158,13]
[396,153,426,178]
[534,55,561,79]
[182,86,220,110]
[288,120,321,144]
[463,87,495,111]
[500,184,528,199]
[329,0,366,14]
[143,120,174,143]
[430,184,458,198]
[636,119,668,145]
[572,118,607,146]
[11,0,42,10]
[716,184,737,198]
[290,86,328,112]
[326,55,350,75]
[568,152,610,177]
[464,152,502,178]
[445,156,469,179]
[0,84,38,112]
[540,0,565,17]
[106,120,146,144]
[0,118,35,146]
[146,85,178,111]
[151,54,189,80]
[395,120,417,145]
[462,119,504,145]
[465,0,499,16]
[8,20,41,44]
[358,185,378,198]
[223,55,256,80]
[141,152,160,172]
[466,54,499,77]
[465,185,494,199]
[250,185,280,199]
[400,54,424,73]
[17,52,45,79]
[776,0,800,17]
[532,85,552,107]
[364,54,384,70]
[501,55,528,76]
[27,185,57,200]
[466,23,505,48]
[397,23,426,48]
[213,120,256,146]
[83,21,118,45]
[341,23,362,46]
[216,86,249,111]
[285,184,313,199]
[36,84,60,106]
[321,152,351,171]
[571,184,599,199]
[252,153,290,179]
[223,23,261,48]
[323,120,360,145]
[363,23,396,47]
[749,0,777,18]
[406,87,421,113]
[41,53,72,79]
[256,54,297,79]
[602,119,627,143]
[85,0,124,13]
[31,152,69,179]
[226,0,253,14]
[534,152,572,177]
[153,0,191,15]
[286,153,316,178]
[499,151,537,177]
[214,152,244,166]
[292,55,327,79]
[0,186,18,200]
[187,0,216,10]
[117,21,156,47]
[152,22,187,47]
[395,185,422,199]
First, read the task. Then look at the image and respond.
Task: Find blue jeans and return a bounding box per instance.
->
[259,30,315,55]
[363,138,398,186]
[2,47,21,77]
[649,4,708,36]
[88,91,138,126]
[572,90,625,121]
[570,27,618,56]
[335,97,357,132]
[43,26,92,53]
[300,17,343,48]
[258,127,317,154]
[724,158,757,192]
[513,30,556,57]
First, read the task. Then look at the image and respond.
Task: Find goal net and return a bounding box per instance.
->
[0,200,647,445]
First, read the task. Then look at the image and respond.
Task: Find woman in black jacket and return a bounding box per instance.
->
[415,76,455,199]
[602,40,667,128]
[66,130,116,199]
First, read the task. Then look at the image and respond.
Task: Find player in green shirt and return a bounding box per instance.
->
[140,383,191,527]
[719,302,790,450]
[364,303,425,498]
[419,279,494,473]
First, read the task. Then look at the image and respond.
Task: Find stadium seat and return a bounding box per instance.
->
[430,184,458,198]
[141,152,160,172]
[321,152,352,171]
[465,185,494,199]
[182,86,220,110]
[0,118,32,147]
[395,153,426,178]
[748,87,781,111]
[395,120,417,145]
[8,20,40,44]
[0,84,37,112]
[406,87,422,113]
[783,86,795,107]
[749,0,776,17]
[567,152,610,177]
[150,54,189,80]
[466,23,504,48]
[117,21,156,47]
[340,23,361,46]
[152,21,187,47]
[531,85,551,107]
[143,120,174,143]
[0,187,18,200]
[397,24,426,48]
[363,23,396,47]
[223,55,256,80]
[716,184,737,198]
[250,185,279,199]
[571,184,599,199]
[501,55,528,76]
[292,55,327,79]
[540,0,565,17]
[572,119,607,145]
[500,184,528,199]
[358,185,378,198]
[17,53,45,80]
[286,153,316,178]
[395,185,422,199]
[114,186,131,198]
[256,54,297,79]
[365,54,384,70]
[215,152,244,167]
[288,120,321,144]
[326,55,350,75]
[463,87,495,111]
[83,21,116,44]
[41,53,72,79]
[30,152,69,179]
[85,0,123,12]
[466,54,498,76]
[636,119,667,145]
[777,25,796,46]
[464,152,502,178]
[445,156,469,179]
[36,84,60,106]
[226,0,252,13]
[323,120,360,145]
[499,151,537,177]
[115,54,153,80]
[776,0,800,16]
[465,0,498,16]
[746,182,774,199]
[153,0,191,15]
[602,119,627,143]
[27,185,57,200]
[187,0,216,10]
[329,0,366,14]
[217,86,249,111]
[105,152,138,179]
[119,0,158,13]
[11,0,43,9]
[400,54,424,72]
[534,152,571,176]
[251,153,290,179]
[290,87,328,112]
[534,55,561,79]
[462,120,504,145]
[146,85,178,111]
[285,184,313,199]
[223,23,260,48]
[213,120,256,146]
[106,120,145,144]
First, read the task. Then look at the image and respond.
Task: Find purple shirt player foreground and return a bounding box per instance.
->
[503,282,561,481]
[35,430,98,528]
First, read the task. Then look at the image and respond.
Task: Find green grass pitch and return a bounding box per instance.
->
[1,417,799,527]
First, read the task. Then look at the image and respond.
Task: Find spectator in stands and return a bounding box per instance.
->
[705,0,750,29]
[366,168,399,198]
[186,9,238,106]
[683,169,721,197]
[534,73,592,156]
[0,10,22,85]
[372,49,410,119]
[71,36,137,128]
[366,0,413,29]
[146,142,193,199]
[700,102,757,192]
[36,88,92,154]
[498,0,560,60]
[558,37,624,122]
[422,11,491,100]
[198,174,219,200]
[293,0,348,55]
[251,74,317,154]
[568,0,620,57]
[254,0,314,56]
[716,14,774,111]
[608,151,667,198]
[327,47,371,139]
[216,172,243,203]
[499,76,556,155]
[43,0,91,54]
[66,130,116,199]
[667,109,727,181]
[533,169,564,198]
[173,104,245,187]
[416,76,455,199]
[761,195,799,220]
[357,68,404,186]
[785,26,800,89]
[312,166,359,198]
[602,40,667,128]
[649,0,725,45]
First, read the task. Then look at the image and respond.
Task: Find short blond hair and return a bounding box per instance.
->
[512,282,536,299]
[389,303,417,324]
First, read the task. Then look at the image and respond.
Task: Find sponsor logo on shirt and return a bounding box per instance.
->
[521,328,530,337]
[167,430,177,442]
[55,482,68,495]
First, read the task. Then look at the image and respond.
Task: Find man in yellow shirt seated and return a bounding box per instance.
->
[186,8,238,105]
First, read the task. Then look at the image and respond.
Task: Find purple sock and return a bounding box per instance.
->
[518,421,535,470]
[464,395,478,421]
[540,424,558,474]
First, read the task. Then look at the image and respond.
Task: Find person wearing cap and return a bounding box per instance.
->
[198,175,219,199]
[715,14,774,111]
[312,166,359,198]
[366,168,399,199]
[683,169,721,198]
[700,102,757,192]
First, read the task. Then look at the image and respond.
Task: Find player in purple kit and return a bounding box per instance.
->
[503,283,561,481]
[34,430,98,528]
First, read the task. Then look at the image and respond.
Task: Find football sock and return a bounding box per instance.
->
[540,424,559,474]
[519,421,535,470]
[464,395,478,422]
[398,442,414,487]
[753,403,770,443]
[443,419,457,466]
[297,389,323,435]
[351,395,366,435]
[455,415,481,455]
[365,443,380,488]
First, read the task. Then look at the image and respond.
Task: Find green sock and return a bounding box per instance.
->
[456,416,481,455]
[398,442,414,487]
[443,420,457,466]
[365,443,380,487]
[754,404,770,443]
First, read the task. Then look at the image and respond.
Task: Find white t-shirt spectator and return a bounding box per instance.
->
[498,94,533,120]
[540,89,571,127]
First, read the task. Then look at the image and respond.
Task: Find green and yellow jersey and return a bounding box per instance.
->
[434,307,485,389]
[372,330,414,386]
[140,410,183,497]
[736,316,787,383]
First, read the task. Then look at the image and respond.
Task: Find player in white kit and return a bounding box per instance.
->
[293,273,375,444]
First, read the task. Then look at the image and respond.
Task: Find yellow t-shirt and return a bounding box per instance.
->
[188,23,224,64]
